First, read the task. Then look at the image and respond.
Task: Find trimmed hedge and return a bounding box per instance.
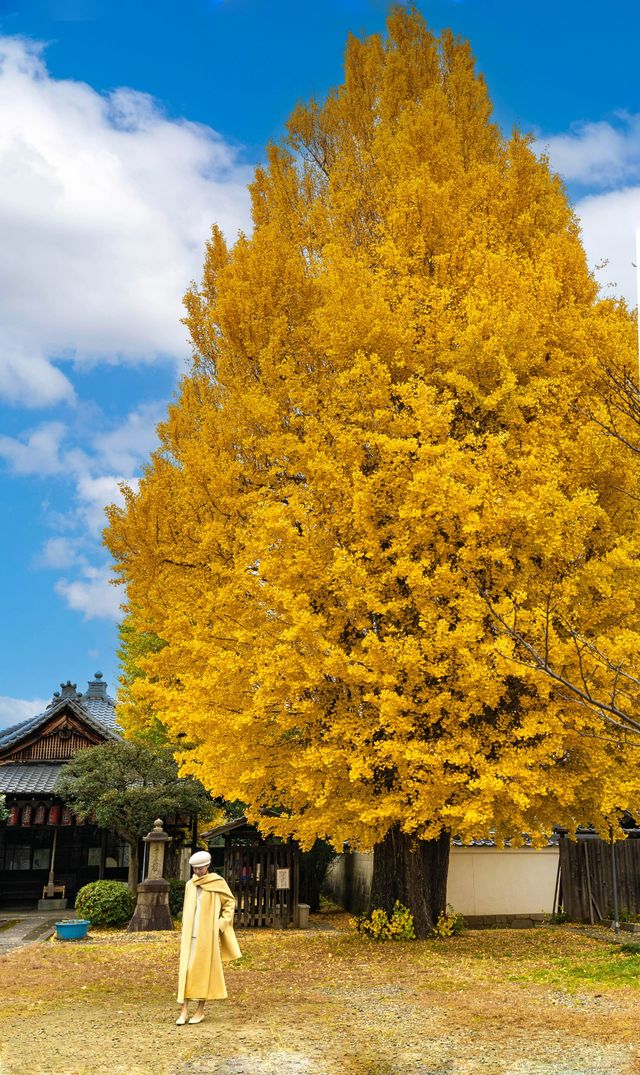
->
[169,878,186,917]
[75,880,135,927]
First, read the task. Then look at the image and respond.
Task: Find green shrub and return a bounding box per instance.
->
[433,904,465,939]
[351,901,416,941]
[545,910,568,925]
[319,894,342,914]
[75,880,135,927]
[619,942,640,956]
[169,878,186,917]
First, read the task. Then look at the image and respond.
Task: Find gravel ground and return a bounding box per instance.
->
[0,924,638,1075]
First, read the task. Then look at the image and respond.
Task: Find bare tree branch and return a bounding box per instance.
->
[469,578,640,739]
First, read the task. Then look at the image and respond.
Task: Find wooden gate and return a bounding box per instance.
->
[558,835,640,922]
[224,841,299,928]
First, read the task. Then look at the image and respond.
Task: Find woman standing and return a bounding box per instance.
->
[176,850,241,1025]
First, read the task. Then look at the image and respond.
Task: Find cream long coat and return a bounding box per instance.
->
[177,873,241,1003]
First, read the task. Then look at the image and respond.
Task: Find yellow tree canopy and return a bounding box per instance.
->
[106,8,640,852]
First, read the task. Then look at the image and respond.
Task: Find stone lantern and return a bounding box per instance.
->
[128,818,174,932]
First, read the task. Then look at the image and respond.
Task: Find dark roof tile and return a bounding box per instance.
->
[0,763,65,795]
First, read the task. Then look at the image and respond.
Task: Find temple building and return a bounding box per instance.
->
[0,674,130,907]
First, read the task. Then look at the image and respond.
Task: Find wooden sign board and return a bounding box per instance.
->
[275,868,290,890]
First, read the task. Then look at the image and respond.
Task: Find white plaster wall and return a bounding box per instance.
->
[324,850,374,913]
[446,846,559,916]
[324,846,559,917]
[352,851,373,887]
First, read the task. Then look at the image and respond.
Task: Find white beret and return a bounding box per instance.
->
[189,850,211,868]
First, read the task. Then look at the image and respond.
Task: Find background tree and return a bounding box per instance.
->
[116,613,168,744]
[55,741,215,891]
[106,8,640,934]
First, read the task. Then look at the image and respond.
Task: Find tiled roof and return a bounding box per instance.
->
[0,712,46,750]
[451,834,560,848]
[0,763,65,795]
[202,810,282,841]
[82,694,120,732]
[202,817,247,840]
[0,674,121,752]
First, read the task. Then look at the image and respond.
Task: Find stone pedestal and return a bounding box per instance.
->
[128,818,174,932]
[128,878,173,931]
[37,898,68,912]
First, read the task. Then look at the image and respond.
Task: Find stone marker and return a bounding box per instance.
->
[296,903,310,929]
[128,818,174,932]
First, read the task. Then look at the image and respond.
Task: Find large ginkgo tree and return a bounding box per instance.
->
[106,8,640,935]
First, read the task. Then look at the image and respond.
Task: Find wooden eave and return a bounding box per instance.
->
[0,704,108,764]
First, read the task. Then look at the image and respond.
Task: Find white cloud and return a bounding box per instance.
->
[535,112,640,308]
[537,112,640,189]
[0,35,253,407]
[55,563,123,621]
[0,695,50,730]
[574,186,640,308]
[34,536,84,570]
[91,401,165,475]
[0,350,75,407]
[0,399,157,616]
[75,472,138,536]
[0,401,159,482]
[0,420,67,474]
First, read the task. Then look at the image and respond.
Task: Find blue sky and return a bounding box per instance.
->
[0,0,639,726]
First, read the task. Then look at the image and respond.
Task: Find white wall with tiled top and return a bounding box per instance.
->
[446,846,559,916]
[324,844,559,917]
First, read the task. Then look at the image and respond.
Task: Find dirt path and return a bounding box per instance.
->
[0,926,638,1075]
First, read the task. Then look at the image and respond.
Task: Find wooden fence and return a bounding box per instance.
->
[223,841,300,928]
[558,835,640,922]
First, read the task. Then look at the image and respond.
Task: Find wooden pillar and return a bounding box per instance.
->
[293,845,300,925]
[46,827,58,895]
[99,829,107,880]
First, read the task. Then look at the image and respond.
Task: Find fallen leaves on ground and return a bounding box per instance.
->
[0,922,638,1075]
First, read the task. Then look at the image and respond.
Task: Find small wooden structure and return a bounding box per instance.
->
[203,816,301,928]
[557,831,640,922]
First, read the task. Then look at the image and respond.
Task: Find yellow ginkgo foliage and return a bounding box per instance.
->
[106,8,640,934]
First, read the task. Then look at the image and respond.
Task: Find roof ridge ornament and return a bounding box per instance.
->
[85,671,108,698]
[59,681,82,701]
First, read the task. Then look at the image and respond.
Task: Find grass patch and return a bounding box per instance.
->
[507,942,640,989]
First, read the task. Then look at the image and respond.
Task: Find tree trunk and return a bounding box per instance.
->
[370,825,450,938]
[127,841,140,894]
[163,838,182,880]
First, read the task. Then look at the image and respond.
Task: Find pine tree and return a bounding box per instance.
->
[106,8,640,935]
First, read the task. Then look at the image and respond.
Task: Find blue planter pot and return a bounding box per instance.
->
[55,919,91,940]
